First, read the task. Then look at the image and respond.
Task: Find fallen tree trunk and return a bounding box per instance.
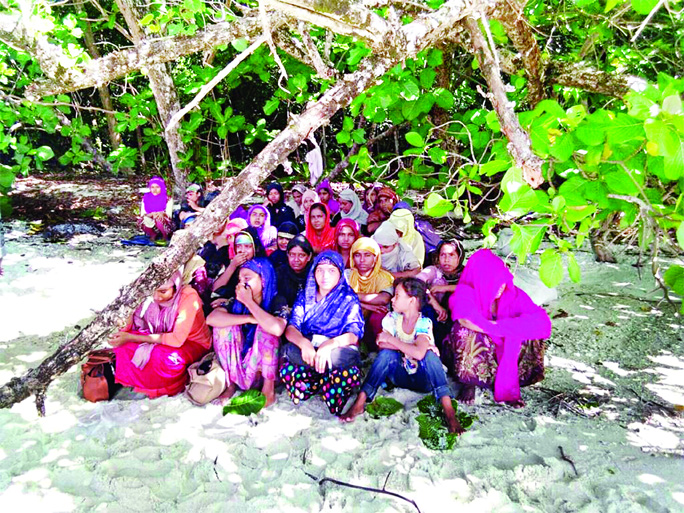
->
[0,0,476,413]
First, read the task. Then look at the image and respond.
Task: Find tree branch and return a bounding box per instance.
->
[464,14,544,188]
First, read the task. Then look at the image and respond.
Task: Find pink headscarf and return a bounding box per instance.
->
[143,177,167,213]
[449,249,551,402]
[132,271,184,334]
[223,218,249,258]
[316,179,340,214]
[247,204,277,248]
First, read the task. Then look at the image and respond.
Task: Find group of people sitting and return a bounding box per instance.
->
[116,177,552,433]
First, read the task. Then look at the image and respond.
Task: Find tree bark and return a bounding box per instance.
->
[115,0,187,195]
[83,21,122,155]
[464,15,544,188]
[0,0,474,412]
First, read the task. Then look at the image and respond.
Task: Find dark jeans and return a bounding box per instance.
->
[361,349,451,401]
[281,342,361,368]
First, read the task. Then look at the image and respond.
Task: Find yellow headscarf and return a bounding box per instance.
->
[347,237,394,294]
[388,209,425,264]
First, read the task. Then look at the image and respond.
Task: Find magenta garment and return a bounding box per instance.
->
[143,177,168,213]
[449,249,551,402]
[316,179,340,214]
[247,204,277,248]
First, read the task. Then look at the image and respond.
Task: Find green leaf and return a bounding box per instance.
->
[428,146,447,164]
[664,265,684,295]
[662,95,682,115]
[424,192,453,217]
[644,118,680,157]
[566,252,581,283]
[550,133,575,162]
[510,224,547,262]
[632,0,659,15]
[676,222,684,250]
[539,249,563,288]
[480,159,510,176]
[263,98,279,116]
[664,143,684,180]
[626,92,657,120]
[499,187,538,216]
[34,146,54,161]
[140,13,154,26]
[366,397,404,419]
[420,68,436,89]
[231,38,249,52]
[415,395,476,451]
[222,390,266,416]
[405,131,424,147]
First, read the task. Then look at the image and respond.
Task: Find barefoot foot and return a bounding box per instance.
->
[504,398,526,408]
[339,392,367,423]
[261,379,276,408]
[456,385,476,405]
[440,395,465,435]
[211,383,237,406]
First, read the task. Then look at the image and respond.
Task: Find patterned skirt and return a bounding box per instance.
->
[444,325,545,390]
[213,326,279,390]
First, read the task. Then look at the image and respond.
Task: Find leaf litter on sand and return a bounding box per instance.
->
[415,395,478,451]
[223,390,266,416]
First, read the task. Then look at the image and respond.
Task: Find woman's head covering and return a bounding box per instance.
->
[132,270,183,334]
[389,209,425,264]
[265,182,285,206]
[305,203,335,254]
[375,187,399,213]
[231,258,278,354]
[277,221,299,240]
[315,179,340,214]
[222,218,249,258]
[372,221,400,246]
[286,184,307,217]
[339,189,369,225]
[247,204,277,248]
[347,238,394,294]
[394,201,412,211]
[300,189,320,219]
[372,221,418,272]
[434,238,465,280]
[449,249,551,402]
[233,228,267,259]
[287,234,314,256]
[289,250,364,340]
[276,234,314,307]
[229,204,250,222]
[333,218,361,254]
[292,184,307,196]
[143,177,168,213]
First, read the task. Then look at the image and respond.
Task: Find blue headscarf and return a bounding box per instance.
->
[231,257,278,355]
[289,250,364,341]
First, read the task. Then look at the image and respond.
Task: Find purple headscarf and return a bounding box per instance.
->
[143,177,168,213]
[247,204,277,248]
[449,249,551,402]
[316,179,340,214]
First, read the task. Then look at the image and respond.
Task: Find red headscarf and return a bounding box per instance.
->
[305,203,335,254]
[333,218,361,253]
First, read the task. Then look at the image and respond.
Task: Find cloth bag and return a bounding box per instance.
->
[185,352,227,406]
[80,349,120,402]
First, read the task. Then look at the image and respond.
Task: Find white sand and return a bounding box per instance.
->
[1,223,683,512]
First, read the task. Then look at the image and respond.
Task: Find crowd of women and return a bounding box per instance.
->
[111,176,552,433]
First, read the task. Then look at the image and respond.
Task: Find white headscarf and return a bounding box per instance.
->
[372,221,420,273]
[339,188,369,225]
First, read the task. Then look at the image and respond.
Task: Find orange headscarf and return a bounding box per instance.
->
[347,237,394,294]
[305,203,335,254]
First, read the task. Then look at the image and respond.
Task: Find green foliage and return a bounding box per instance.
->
[365,396,404,419]
[415,395,477,451]
[222,390,266,416]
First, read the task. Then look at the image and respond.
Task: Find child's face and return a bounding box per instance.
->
[391,284,414,314]
[277,236,290,251]
[150,183,162,196]
[250,209,266,228]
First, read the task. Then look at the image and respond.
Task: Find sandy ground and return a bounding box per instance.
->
[0,222,683,513]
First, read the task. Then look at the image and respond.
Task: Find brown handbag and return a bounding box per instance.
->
[80,349,120,402]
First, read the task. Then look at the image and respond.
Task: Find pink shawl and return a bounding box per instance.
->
[449,249,551,402]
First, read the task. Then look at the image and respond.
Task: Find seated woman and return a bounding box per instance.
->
[276,234,314,308]
[341,278,464,433]
[265,182,296,229]
[333,218,361,268]
[316,179,340,215]
[345,237,394,352]
[109,271,211,398]
[296,189,319,232]
[138,177,174,241]
[417,239,465,346]
[212,228,266,300]
[279,251,365,415]
[305,203,335,255]
[248,204,277,252]
[332,188,368,229]
[269,221,300,269]
[389,209,425,265]
[446,249,551,406]
[208,258,288,407]
[372,221,421,279]
[366,187,398,235]
[363,185,378,213]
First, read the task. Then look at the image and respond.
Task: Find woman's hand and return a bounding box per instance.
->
[211,298,229,309]
[109,331,132,347]
[361,303,388,315]
[229,253,249,270]
[301,340,317,367]
[430,284,448,294]
[459,319,483,332]
[314,343,334,373]
[435,304,448,322]
[235,283,254,306]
